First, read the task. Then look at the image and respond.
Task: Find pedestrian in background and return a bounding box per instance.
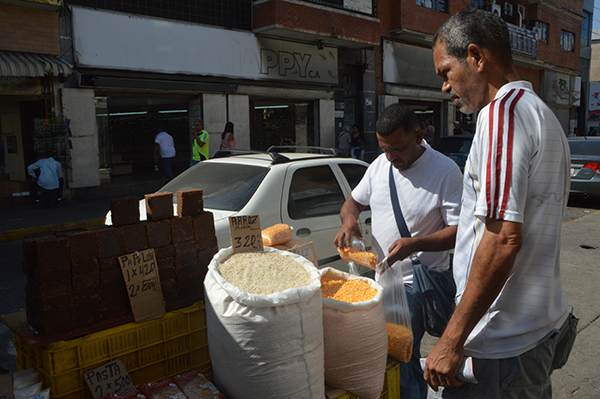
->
[426,9,577,397]
[337,125,352,157]
[154,125,176,181]
[28,151,64,204]
[191,119,209,165]
[221,121,236,150]
[350,124,365,160]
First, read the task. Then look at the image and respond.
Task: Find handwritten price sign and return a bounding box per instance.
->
[229,215,264,253]
[84,360,134,399]
[119,249,165,322]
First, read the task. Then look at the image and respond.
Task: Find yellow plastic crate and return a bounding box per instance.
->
[328,358,400,399]
[15,302,211,399]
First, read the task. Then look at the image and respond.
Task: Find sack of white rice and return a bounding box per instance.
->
[320,267,387,399]
[204,246,324,399]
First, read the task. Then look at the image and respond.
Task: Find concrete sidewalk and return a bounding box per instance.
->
[0,196,130,242]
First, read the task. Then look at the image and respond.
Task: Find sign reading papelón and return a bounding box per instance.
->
[119,249,165,322]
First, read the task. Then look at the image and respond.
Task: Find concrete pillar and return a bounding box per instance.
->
[227,94,250,150]
[61,88,100,188]
[319,99,335,149]
[202,94,227,157]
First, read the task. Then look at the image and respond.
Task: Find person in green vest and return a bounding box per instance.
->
[191,119,209,166]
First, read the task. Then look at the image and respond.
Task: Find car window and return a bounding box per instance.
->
[339,163,368,190]
[569,140,600,156]
[288,165,346,219]
[437,138,472,153]
[159,163,268,211]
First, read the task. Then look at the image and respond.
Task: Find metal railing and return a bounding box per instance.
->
[507,22,539,59]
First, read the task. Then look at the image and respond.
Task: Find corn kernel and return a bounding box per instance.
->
[337,247,377,270]
[386,323,413,362]
[321,275,377,302]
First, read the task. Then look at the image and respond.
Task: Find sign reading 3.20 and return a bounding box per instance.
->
[229,215,264,253]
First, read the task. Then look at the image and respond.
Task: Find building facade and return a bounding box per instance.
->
[0,0,587,193]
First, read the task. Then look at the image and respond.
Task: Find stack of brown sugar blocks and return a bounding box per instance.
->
[22,189,218,336]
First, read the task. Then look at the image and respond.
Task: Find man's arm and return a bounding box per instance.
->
[386,225,457,265]
[424,218,523,390]
[334,195,367,249]
[194,131,206,147]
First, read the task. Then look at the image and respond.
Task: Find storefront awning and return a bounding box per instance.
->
[0,50,72,78]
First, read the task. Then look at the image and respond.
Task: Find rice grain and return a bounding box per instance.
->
[218,251,311,295]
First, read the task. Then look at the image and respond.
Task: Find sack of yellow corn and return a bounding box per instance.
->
[337,247,377,270]
[320,267,387,399]
[387,322,413,363]
[261,224,293,246]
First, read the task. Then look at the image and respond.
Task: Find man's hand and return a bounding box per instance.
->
[334,219,361,249]
[334,195,367,249]
[424,336,465,391]
[387,237,416,265]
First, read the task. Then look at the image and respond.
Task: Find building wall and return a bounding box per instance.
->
[252,0,379,45]
[0,4,60,54]
[515,66,541,94]
[0,102,26,180]
[531,5,581,70]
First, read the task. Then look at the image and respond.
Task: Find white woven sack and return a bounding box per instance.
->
[205,246,325,399]
[320,267,388,399]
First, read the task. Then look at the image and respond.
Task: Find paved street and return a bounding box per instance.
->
[1,196,599,398]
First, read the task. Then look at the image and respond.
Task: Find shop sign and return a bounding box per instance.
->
[71,6,338,85]
[0,77,43,96]
[588,82,600,120]
[543,71,579,106]
[382,41,441,89]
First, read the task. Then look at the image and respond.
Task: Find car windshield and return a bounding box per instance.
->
[159,163,269,211]
[569,140,600,156]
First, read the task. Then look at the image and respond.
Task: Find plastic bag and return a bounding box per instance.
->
[377,262,413,363]
[261,224,293,246]
[339,236,376,275]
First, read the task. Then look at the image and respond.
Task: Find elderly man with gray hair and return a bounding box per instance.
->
[191,118,209,166]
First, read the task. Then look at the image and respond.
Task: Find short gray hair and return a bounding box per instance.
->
[433,9,513,67]
[376,104,420,137]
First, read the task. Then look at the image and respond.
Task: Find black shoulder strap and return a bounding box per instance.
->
[389,163,411,238]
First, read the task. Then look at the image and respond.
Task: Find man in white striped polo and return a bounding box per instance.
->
[425,9,578,398]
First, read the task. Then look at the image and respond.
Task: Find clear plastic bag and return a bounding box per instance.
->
[377,262,414,363]
[342,236,376,275]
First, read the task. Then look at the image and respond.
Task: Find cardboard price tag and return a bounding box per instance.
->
[289,242,318,266]
[119,249,165,322]
[84,360,134,399]
[0,373,14,399]
[229,215,264,253]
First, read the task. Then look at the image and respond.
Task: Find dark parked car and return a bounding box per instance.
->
[568,136,600,198]
[435,134,474,172]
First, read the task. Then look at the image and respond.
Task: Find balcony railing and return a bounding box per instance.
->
[507,23,538,59]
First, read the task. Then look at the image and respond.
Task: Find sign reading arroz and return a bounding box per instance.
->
[258,38,338,84]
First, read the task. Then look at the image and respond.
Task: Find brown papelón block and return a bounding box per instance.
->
[145,191,174,221]
[122,224,148,252]
[176,264,201,281]
[27,308,76,335]
[110,197,140,226]
[170,216,194,243]
[75,311,105,327]
[99,256,121,272]
[174,241,199,268]
[198,247,218,269]
[161,278,178,303]
[176,189,203,217]
[22,233,56,274]
[157,257,176,281]
[101,268,125,286]
[103,306,130,320]
[147,220,172,248]
[96,227,125,259]
[25,291,73,311]
[71,259,100,277]
[191,212,215,241]
[26,279,72,298]
[28,267,72,285]
[73,293,102,313]
[72,273,101,291]
[65,230,98,263]
[155,245,175,260]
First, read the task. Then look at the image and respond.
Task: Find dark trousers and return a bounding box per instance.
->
[161,157,174,181]
[30,178,64,202]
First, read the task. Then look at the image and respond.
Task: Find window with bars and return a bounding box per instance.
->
[532,20,549,44]
[67,0,253,30]
[560,30,575,52]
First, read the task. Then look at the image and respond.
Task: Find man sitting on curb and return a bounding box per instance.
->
[28,151,64,205]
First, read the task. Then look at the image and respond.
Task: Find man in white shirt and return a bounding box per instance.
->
[154,125,176,181]
[335,103,463,399]
[426,9,578,398]
[28,152,64,204]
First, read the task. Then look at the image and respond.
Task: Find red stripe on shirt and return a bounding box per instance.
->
[498,89,525,219]
[486,100,496,216]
